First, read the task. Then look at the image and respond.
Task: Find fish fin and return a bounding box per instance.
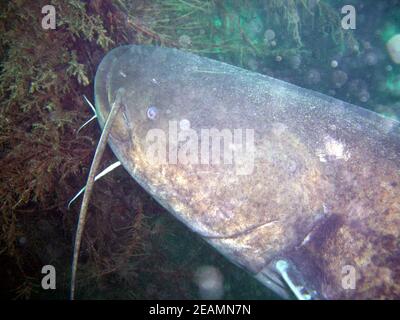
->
[67,161,122,209]
[275,260,312,300]
[70,89,124,300]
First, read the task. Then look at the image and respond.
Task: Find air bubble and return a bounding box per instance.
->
[264,29,275,41]
[194,266,224,300]
[178,35,192,48]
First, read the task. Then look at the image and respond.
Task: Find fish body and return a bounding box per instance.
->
[94,45,400,299]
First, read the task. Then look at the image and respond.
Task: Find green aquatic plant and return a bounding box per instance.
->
[120,0,358,69]
[66,51,91,86]
[267,0,304,47]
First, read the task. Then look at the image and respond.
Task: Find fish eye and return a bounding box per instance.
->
[146,106,158,120]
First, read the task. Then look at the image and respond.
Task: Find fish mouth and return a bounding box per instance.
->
[94,45,133,127]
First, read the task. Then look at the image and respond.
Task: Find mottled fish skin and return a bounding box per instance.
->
[94,45,400,299]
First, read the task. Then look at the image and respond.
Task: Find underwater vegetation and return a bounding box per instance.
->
[0,0,399,299]
[132,0,358,68]
[0,0,143,299]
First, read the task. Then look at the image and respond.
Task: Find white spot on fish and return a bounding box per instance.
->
[179,119,190,130]
[317,136,351,162]
[301,232,312,246]
[318,153,327,163]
